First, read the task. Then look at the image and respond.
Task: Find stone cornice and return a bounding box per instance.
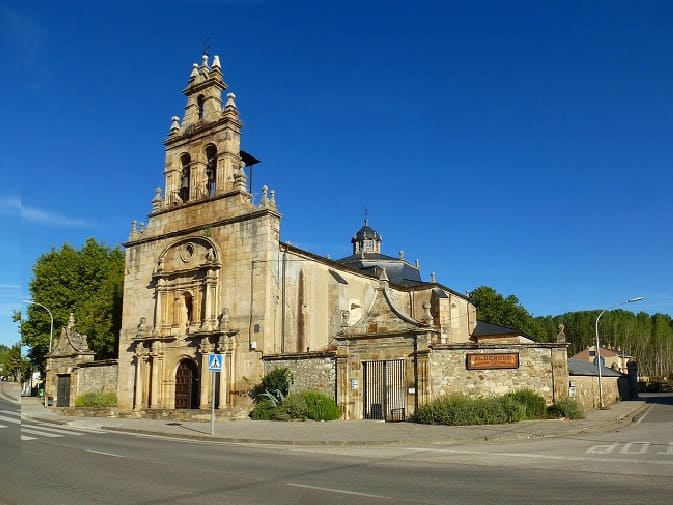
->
[164,116,241,147]
[431,342,569,350]
[262,350,336,360]
[123,206,280,248]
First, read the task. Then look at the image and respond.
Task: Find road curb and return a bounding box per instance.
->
[22,415,70,426]
[97,425,580,447]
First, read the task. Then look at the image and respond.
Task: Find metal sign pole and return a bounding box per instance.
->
[210,371,216,435]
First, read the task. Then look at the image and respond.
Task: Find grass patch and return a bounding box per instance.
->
[74,392,117,407]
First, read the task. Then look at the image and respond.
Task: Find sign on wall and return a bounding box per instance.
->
[466,353,519,370]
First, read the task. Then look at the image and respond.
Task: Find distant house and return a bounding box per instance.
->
[567,358,630,409]
[571,345,634,374]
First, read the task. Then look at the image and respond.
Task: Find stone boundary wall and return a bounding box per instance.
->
[429,344,568,405]
[263,352,336,400]
[74,360,118,399]
[571,375,629,410]
[55,407,119,417]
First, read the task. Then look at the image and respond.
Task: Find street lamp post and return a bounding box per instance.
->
[22,299,54,407]
[595,296,644,409]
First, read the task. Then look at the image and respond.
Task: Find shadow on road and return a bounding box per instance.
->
[165,422,210,435]
[639,393,673,406]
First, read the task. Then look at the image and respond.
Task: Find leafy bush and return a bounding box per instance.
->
[250,370,340,421]
[301,391,341,421]
[74,392,117,407]
[273,393,308,420]
[252,391,341,421]
[547,398,584,419]
[504,389,546,418]
[252,368,293,402]
[250,398,277,420]
[412,391,548,426]
[413,395,486,425]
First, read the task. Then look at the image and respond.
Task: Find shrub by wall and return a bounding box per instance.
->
[412,390,548,426]
[74,392,117,407]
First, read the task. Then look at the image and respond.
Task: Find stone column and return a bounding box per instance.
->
[199,342,213,409]
[142,355,151,408]
[133,350,144,411]
[335,354,350,419]
[219,344,231,409]
[150,342,163,408]
[551,346,569,403]
[206,271,217,329]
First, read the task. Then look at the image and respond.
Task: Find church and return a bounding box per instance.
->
[116,53,569,420]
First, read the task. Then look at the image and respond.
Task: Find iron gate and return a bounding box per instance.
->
[362,359,406,421]
[56,374,71,407]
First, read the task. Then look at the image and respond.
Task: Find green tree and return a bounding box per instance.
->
[0,344,9,377]
[1,343,30,382]
[469,286,545,338]
[21,238,124,368]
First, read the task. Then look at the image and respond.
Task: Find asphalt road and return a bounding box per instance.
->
[0,397,20,505]
[12,396,673,505]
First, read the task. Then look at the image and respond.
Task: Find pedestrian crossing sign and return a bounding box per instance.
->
[208,353,223,372]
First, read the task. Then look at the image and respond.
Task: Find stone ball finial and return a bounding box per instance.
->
[212,55,221,68]
[170,116,180,131]
[190,63,199,79]
[225,92,237,109]
[68,312,75,329]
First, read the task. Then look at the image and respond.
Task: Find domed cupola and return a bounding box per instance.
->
[351,218,382,255]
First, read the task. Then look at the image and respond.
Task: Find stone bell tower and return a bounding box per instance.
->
[163,53,245,206]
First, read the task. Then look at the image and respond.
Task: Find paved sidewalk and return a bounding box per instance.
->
[15,389,649,447]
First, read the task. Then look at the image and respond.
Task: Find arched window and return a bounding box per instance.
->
[205,145,217,197]
[197,95,205,120]
[180,154,191,202]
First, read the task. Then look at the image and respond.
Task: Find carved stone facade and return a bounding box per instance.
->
[45,314,95,407]
[116,52,568,419]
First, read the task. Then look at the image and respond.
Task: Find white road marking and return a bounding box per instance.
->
[400,447,673,466]
[0,414,21,425]
[24,424,87,436]
[85,449,124,458]
[0,424,6,429]
[620,442,650,455]
[21,427,63,438]
[587,443,618,454]
[659,442,673,456]
[288,483,389,499]
[631,404,654,426]
[21,435,37,441]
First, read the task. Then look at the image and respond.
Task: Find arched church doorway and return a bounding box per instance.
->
[175,358,199,409]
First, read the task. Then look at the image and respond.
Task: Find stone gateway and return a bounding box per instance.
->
[115,53,568,420]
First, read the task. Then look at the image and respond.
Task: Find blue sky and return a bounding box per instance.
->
[2,1,672,347]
